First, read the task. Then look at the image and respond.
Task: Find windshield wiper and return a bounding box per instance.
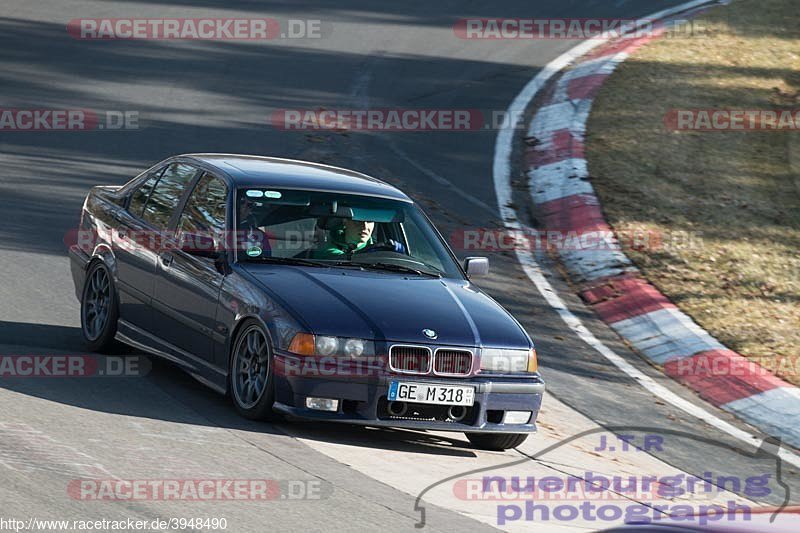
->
[248,256,327,268]
[326,260,367,270]
[357,262,441,278]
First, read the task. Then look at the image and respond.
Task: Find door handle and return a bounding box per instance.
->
[160,252,174,267]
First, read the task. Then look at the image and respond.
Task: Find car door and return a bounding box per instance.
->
[119,161,200,338]
[113,165,167,331]
[152,171,229,363]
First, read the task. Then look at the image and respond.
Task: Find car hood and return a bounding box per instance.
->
[241,264,531,348]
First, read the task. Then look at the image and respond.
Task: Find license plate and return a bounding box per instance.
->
[388,381,475,406]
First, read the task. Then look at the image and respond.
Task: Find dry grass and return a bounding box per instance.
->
[585,0,800,381]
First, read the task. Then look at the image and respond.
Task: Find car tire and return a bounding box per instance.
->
[466,432,528,451]
[229,320,279,421]
[80,261,119,352]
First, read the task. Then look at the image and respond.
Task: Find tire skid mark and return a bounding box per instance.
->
[0,422,114,478]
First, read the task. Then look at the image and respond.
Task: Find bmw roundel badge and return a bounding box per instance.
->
[423,329,438,339]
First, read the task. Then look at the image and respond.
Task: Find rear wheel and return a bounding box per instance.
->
[466,432,528,451]
[80,261,119,352]
[230,321,278,420]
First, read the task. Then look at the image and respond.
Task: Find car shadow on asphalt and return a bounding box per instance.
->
[0,320,479,457]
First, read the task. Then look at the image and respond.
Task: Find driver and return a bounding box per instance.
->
[313,218,404,259]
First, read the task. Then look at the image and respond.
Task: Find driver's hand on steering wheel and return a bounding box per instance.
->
[363,239,406,254]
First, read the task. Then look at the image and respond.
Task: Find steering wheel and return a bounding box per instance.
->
[362,239,406,254]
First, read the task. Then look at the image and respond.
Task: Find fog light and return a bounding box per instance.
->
[503,411,531,424]
[305,397,339,412]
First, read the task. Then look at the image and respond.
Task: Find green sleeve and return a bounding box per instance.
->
[311,246,345,259]
[311,241,369,260]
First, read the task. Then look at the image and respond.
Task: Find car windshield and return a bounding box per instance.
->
[235,188,463,278]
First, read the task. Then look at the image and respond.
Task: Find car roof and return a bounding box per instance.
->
[181,153,412,202]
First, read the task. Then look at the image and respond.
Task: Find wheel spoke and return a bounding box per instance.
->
[246,381,256,402]
[82,266,114,342]
[232,327,273,409]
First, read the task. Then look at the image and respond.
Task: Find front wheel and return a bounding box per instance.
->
[230,321,278,420]
[466,433,528,451]
[80,261,119,352]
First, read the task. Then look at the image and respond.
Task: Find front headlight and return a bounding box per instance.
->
[343,338,366,357]
[481,348,537,373]
[315,336,339,356]
[289,333,375,358]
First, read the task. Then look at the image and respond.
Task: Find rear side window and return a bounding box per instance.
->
[128,168,164,217]
[177,173,228,243]
[141,163,198,229]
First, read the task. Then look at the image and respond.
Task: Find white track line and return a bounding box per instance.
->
[491,0,800,469]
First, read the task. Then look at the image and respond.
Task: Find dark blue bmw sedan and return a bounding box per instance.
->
[69,154,545,450]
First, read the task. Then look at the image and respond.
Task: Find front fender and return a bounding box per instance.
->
[217,270,305,373]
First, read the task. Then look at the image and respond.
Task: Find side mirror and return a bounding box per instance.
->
[464,256,489,277]
[179,232,223,259]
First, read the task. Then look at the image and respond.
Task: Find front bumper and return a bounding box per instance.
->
[272,353,545,434]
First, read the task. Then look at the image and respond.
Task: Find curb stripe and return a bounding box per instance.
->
[527,100,592,141]
[539,193,608,233]
[664,349,785,405]
[567,73,612,101]
[580,32,662,61]
[582,276,676,324]
[528,159,593,204]
[552,54,628,104]
[559,249,635,283]
[722,388,800,446]
[525,129,584,167]
[609,307,725,365]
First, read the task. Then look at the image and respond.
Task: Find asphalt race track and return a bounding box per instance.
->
[1,1,798,531]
